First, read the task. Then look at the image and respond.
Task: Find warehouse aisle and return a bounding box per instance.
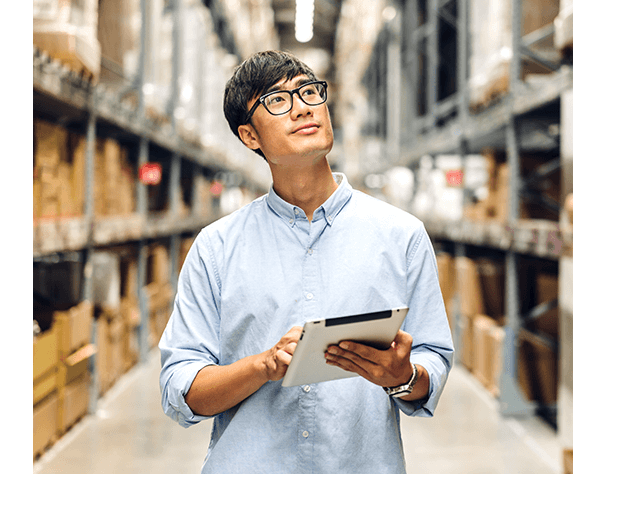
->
[34,348,561,474]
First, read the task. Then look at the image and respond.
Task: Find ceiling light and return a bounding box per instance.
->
[295,0,315,43]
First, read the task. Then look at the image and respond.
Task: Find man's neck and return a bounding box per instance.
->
[270,157,338,221]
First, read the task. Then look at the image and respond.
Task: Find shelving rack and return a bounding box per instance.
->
[33,0,268,414]
[358,0,572,427]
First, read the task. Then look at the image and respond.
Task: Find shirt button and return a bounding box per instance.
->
[302,431,310,438]
[307,248,313,255]
[306,293,313,300]
[294,208,299,214]
[303,385,311,393]
[288,218,293,224]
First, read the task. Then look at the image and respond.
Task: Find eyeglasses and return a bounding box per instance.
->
[244,80,328,123]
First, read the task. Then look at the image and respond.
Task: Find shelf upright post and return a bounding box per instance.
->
[499,0,535,417]
[82,103,99,414]
[427,0,439,128]
[135,0,151,365]
[169,152,182,300]
[137,138,150,365]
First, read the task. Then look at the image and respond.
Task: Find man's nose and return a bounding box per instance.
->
[290,92,313,117]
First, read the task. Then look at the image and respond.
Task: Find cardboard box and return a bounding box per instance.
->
[58,343,95,387]
[34,120,86,219]
[436,252,455,331]
[59,372,91,433]
[487,324,505,397]
[55,300,93,358]
[96,312,125,395]
[563,448,573,474]
[149,245,170,285]
[34,301,91,405]
[33,393,58,459]
[473,314,496,387]
[33,327,58,382]
[477,258,505,321]
[518,328,559,405]
[455,257,484,317]
[34,369,58,406]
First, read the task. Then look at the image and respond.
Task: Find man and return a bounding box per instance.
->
[159,50,453,474]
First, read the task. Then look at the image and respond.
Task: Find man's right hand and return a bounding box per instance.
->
[185,325,303,416]
[260,326,302,381]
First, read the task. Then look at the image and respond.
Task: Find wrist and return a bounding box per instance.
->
[253,350,274,383]
[383,363,418,398]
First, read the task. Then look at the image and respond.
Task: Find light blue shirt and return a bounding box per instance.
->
[159,173,453,473]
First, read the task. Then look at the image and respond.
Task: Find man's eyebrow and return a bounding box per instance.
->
[262,77,312,97]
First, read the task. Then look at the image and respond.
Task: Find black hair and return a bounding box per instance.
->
[223,50,318,160]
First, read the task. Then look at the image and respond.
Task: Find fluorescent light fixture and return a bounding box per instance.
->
[295,0,315,43]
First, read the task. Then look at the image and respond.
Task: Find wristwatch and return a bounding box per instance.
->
[383,364,418,398]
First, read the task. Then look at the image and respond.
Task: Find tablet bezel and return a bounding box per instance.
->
[281,306,409,387]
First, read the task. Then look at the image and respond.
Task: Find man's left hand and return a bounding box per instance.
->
[325,329,416,389]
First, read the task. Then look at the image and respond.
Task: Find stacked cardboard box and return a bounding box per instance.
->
[33,119,86,221]
[454,256,506,396]
[93,138,136,217]
[436,252,455,332]
[33,0,101,80]
[464,151,561,223]
[96,302,140,396]
[453,254,559,403]
[92,250,141,394]
[469,0,560,111]
[144,244,174,349]
[33,301,94,459]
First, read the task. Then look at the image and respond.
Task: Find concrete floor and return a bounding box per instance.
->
[34,347,563,474]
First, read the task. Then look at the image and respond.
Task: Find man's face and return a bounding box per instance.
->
[238,75,334,166]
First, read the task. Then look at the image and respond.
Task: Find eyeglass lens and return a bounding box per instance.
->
[263,83,326,115]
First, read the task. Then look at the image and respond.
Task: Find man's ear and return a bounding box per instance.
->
[238,124,261,151]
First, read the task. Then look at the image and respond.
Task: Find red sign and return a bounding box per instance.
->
[446,169,463,186]
[210,180,223,197]
[139,162,162,185]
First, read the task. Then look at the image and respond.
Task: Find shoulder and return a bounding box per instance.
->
[349,189,425,231]
[200,194,268,241]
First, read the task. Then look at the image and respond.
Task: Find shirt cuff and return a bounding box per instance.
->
[391,352,450,417]
[163,361,215,428]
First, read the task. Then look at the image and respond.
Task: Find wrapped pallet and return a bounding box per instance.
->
[97,0,142,90]
[143,0,173,123]
[469,0,560,111]
[33,0,101,79]
[554,0,573,53]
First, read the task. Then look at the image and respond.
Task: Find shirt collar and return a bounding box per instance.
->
[266,173,353,227]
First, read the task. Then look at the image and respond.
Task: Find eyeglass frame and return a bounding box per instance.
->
[243,80,328,124]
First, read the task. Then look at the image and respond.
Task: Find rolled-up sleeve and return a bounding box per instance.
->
[158,230,222,428]
[396,224,454,417]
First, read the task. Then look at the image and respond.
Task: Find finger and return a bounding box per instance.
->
[325,352,371,377]
[285,326,303,342]
[283,341,298,355]
[276,348,293,365]
[337,340,385,362]
[326,346,376,375]
[392,330,413,351]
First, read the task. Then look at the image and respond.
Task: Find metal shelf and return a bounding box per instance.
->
[33,48,266,188]
[358,0,573,426]
[33,210,231,259]
[32,0,258,419]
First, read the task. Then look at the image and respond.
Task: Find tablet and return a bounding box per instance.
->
[281,306,409,388]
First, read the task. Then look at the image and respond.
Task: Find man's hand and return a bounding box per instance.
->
[324,330,429,401]
[260,326,302,381]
